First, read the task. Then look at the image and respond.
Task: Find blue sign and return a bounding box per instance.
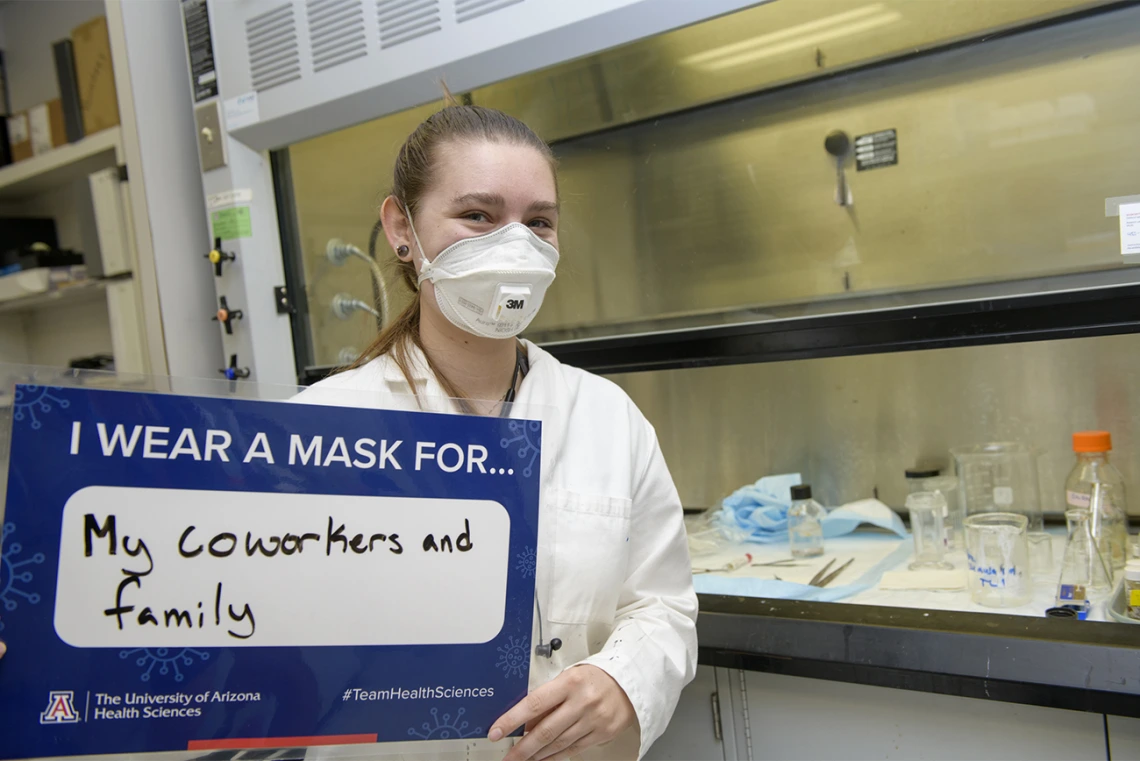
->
[0,385,540,759]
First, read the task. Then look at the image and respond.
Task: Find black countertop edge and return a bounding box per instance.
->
[696,594,1140,717]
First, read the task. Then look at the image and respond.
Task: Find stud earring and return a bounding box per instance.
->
[397,245,409,256]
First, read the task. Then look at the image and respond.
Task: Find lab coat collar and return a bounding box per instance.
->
[378,338,559,392]
[375,338,569,484]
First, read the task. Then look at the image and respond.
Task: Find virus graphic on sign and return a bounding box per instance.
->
[515,546,537,579]
[408,707,482,740]
[500,420,541,477]
[0,522,45,631]
[495,635,529,679]
[119,647,210,682]
[13,385,70,430]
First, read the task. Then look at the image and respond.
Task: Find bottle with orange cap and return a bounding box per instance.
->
[1065,431,1128,573]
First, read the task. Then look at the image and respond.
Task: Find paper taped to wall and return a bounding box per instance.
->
[1121,202,1140,256]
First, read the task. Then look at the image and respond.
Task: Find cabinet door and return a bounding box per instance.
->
[741,671,1106,761]
[644,665,727,761]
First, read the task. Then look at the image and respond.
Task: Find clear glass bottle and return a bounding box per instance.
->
[1056,508,1112,616]
[788,484,825,558]
[1064,431,1128,573]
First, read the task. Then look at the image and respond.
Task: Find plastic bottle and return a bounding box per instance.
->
[788,484,825,558]
[1126,561,1140,622]
[1064,431,1128,573]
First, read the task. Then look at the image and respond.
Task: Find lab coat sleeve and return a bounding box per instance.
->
[577,417,698,758]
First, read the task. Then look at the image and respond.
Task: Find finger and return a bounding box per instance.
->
[547,731,601,761]
[503,704,579,761]
[490,679,570,742]
[0,640,6,658]
[525,705,555,734]
[533,721,590,761]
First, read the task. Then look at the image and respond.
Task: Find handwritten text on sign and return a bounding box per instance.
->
[55,487,510,648]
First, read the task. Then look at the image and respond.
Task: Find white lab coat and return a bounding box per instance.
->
[296,339,697,760]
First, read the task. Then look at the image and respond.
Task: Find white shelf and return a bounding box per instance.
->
[0,278,108,314]
[0,127,122,202]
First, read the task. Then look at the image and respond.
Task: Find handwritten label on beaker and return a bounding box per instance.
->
[967,553,1021,588]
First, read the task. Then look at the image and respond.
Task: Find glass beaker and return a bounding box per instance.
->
[964,512,1031,608]
[1056,508,1112,611]
[951,443,1043,532]
[906,492,954,570]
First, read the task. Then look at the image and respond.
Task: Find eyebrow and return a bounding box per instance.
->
[452,192,559,214]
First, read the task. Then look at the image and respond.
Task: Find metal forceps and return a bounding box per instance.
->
[750,557,809,568]
[809,558,855,587]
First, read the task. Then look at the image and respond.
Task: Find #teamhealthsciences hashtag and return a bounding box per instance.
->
[344,686,495,701]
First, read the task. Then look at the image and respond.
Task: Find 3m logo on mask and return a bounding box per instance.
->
[491,284,533,323]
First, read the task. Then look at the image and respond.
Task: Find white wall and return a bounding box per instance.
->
[114,0,220,380]
[0,0,105,112]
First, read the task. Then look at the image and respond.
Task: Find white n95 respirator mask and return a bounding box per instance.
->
[410,221,559,339]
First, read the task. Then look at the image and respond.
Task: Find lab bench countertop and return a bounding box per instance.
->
[693,533,1140,718]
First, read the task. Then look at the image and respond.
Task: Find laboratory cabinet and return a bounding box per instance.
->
[649,667,1128,760]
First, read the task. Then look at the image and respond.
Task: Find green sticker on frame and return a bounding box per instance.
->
[211,206,252,239]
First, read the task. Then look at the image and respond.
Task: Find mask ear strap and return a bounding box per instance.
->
[402,203,433,284]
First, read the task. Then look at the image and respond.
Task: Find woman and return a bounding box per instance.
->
[0,101,696,761]
[302,101,698,761]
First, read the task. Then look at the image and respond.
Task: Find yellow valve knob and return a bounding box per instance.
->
[208,250,222,264]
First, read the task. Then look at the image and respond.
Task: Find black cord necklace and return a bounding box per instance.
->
[500,343,528,415]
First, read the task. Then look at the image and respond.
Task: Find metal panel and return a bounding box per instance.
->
[194,101,226,171]
[283,2,1140,369]
[378,0,442,48]
[247,2,302,91]
[609,330,1140,515]
[739,671,1107,760]
[699,596,1140,720]
[455,0,525,24]
[208,0,772,149]
[642,665,726,760]
[527,6,1140,338]
[309,0,367,72]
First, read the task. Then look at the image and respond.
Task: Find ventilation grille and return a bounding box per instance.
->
[247,3,301,91]
[456,0,523,23]
[378,0,441,49]
[308,0,367,72]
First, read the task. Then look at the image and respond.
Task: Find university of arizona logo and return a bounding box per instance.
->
[39,691,80,724]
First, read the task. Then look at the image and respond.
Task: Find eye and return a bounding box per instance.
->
[528,218,553,229]
[464,211,490,223]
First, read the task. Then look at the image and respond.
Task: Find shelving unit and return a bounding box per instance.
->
[0,279,109,315]
[0,127,122,202]
[0,1,157,378]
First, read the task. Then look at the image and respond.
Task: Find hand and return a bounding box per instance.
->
[490,664,636,761]
[0,640,6,659]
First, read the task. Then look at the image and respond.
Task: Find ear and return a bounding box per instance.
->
[380,195,412,260]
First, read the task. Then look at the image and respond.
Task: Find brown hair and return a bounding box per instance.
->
[345,91,557,404]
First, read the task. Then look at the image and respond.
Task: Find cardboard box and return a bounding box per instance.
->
[71,16,120,135]
[29,99,67,156]
[7,111,31,162]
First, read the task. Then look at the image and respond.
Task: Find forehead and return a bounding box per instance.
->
[428,140,557,204]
